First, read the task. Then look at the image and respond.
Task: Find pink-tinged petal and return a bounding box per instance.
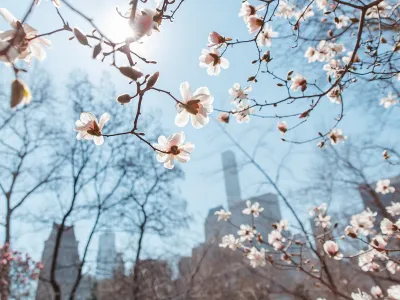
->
[80,112,96,124]
[99,113,110,130]
[0,30,15,41]
[233,83,240,90]
[179,82,191,102]
[94,136,104,145]
[199,61,209,68]
[0,8,18,28]
[38,37,52,47]
[191,114,203,129]
[29,42,46,61]
[220,57,230,69]
[84,134,94,141]
[201,48,210,55]
[176,152,190,163]
[168,132,184,146]
[198,105,207,118]
[164,156,175,169]
[75,120,84,127]
[207,65,218,76]
[193,87,210,99]
[157,135,167,146]
[156,152,168,162]
[76,131,87,140]
[22,24,38,36]
[180,142,195,153]
[175,110,189,127]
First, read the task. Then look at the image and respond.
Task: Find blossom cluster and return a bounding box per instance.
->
[0,243,43,298]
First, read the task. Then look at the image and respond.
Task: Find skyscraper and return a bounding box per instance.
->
[205,151,282,242]
[96,231,117,280]
[35,223,91,300]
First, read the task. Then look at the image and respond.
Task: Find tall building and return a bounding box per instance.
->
[35,223,91,300]
[205,150,282,242]
[96,231,117,280]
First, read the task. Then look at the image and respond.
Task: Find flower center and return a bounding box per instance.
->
[209,53,221,66]
[170,145,180,155]
[185,99,201,115]
[87,121,102,136]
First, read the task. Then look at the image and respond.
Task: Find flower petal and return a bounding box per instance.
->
[99,113,110,130]
[94,136,104,145]
[180,82,191,103]
[175,110,189,127]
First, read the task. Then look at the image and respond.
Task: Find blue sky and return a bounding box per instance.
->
[1,0,398,271]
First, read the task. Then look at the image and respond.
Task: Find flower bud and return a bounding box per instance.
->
[119,66,143,81]
[117,94,132,105]
[73,27,89,46]
[146,72,159,89]
[11,79,31,108]
[92,43,102,59]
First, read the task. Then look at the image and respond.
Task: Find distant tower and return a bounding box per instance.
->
[222,150,242,209]
[96,232,117,280]
[205,152,282,243]
[35,223,81,300]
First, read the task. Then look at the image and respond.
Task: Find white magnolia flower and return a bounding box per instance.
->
[247,247,266,268]
[208,31,228,48]
[350,208,376,236]
[329,128,347,145]
[276,1,295,18]
[232,101,254,123]
[309,203,327,216]
[214,209,231,221]
[387,285,400,299]
[316,0,328,10]
[153,132,194,169]
[358,250,379,272]
[380,92,398,108]
[247,15,264,34]
[290,73,307,92]
[371,235,387,251]
[305,47,318,63]
[277,121,287,135]
[387,202,400,217]
[323,59,343,78]
[130,8,161,40]
[0,8,51,64]
[229,83,252,104]
[219,234,242,250]
[366,1,391,18]
[238,1,265,22]
[274,219,289,232]
[74,112,110,146]
[316,298,327,300]
[375,179,395,194]
[370,286,383,299]
[387,261,400,274]
[327,86,342,104]
[242,200,264,217]
[380,218,399,235]
[345,225,358,238]
[351,290,372,300]
[315,214,331,228]
[268,229,285,250]
[335,15,349,29]
[199,48,229,76]
[175,82,214,129]
[256,24,278,47]
[238,224,257,242]
[323,241,343,260]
